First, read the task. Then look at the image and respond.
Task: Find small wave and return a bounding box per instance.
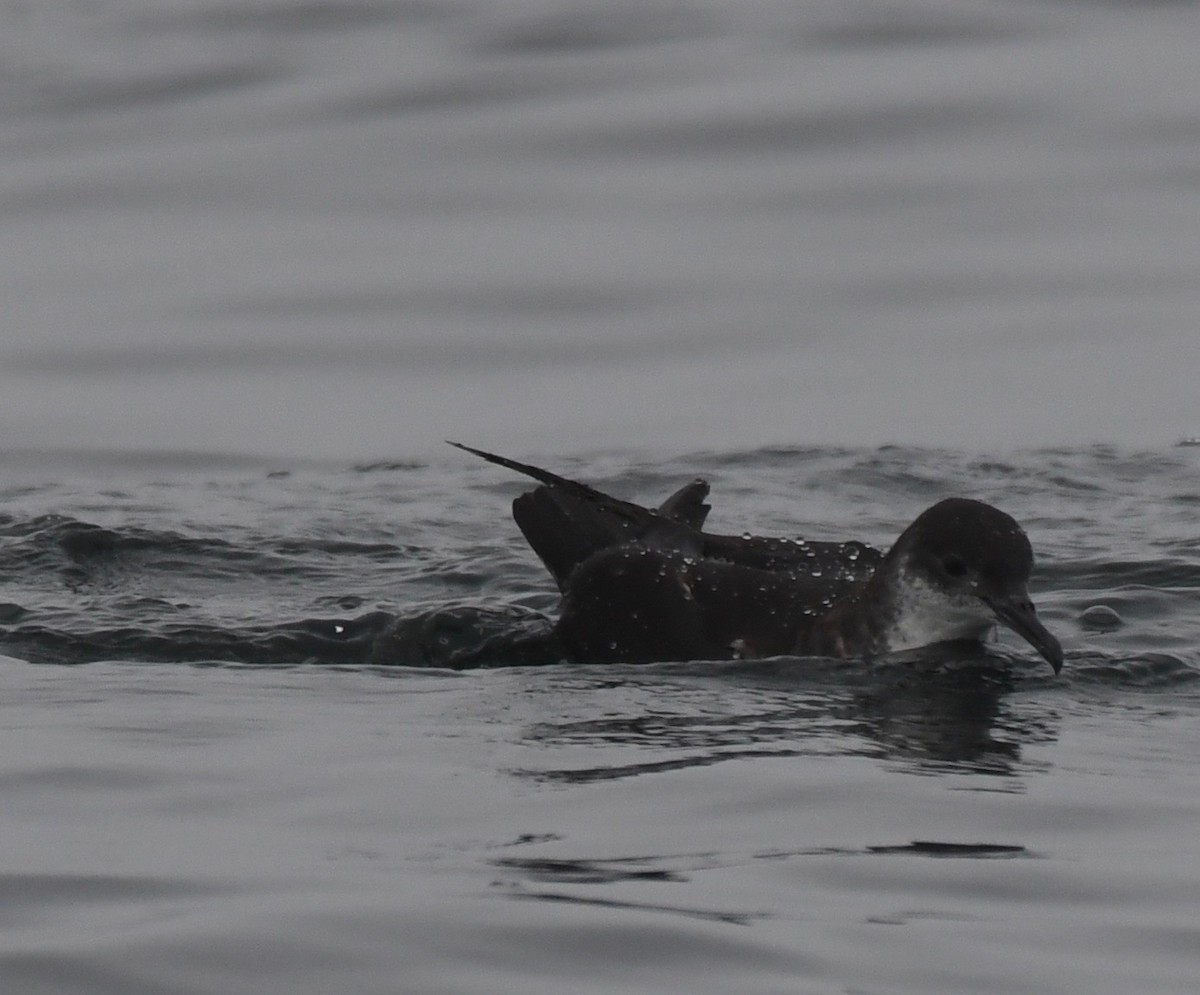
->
[351,460,427,474]
[1055,651,1200,689]
[2,515,241,573]
[2,612,393,668]
[369,604,555,668]
[0,513,422,594]
[1050,557,1200,590]
[0,604,558,670]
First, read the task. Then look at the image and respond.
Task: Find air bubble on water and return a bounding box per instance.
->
[1080,605,1123,631]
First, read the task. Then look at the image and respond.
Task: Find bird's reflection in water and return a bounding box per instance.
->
[511,649,1060,785]
[832,657,1058,778]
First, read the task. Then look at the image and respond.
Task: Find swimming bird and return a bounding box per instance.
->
[451,444,1063,673]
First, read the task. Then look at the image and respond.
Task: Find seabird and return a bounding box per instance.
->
[450,443,1063,672]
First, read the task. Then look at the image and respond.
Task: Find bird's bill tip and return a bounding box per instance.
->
[989,594,1063,674]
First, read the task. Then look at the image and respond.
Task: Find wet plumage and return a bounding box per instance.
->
[452,444,1062,672]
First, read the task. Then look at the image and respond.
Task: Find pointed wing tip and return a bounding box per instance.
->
[448,441,502,462]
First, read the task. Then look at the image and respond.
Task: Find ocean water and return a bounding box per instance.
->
[1,0,1198,456]
[3,0,1200,992]
[3,444,1200,994]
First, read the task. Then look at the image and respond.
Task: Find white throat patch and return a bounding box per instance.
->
[883,568,996,652]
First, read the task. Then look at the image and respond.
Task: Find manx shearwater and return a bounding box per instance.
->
[450,443,1063,673]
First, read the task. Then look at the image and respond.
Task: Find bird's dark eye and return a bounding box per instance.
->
[941,555,968,578]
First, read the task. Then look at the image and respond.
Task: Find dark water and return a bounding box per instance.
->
[3,444,1199,994]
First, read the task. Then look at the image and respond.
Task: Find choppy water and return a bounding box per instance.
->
[3,444,1200,994]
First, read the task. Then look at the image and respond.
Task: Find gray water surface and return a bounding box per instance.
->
[1,0,1197,456]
